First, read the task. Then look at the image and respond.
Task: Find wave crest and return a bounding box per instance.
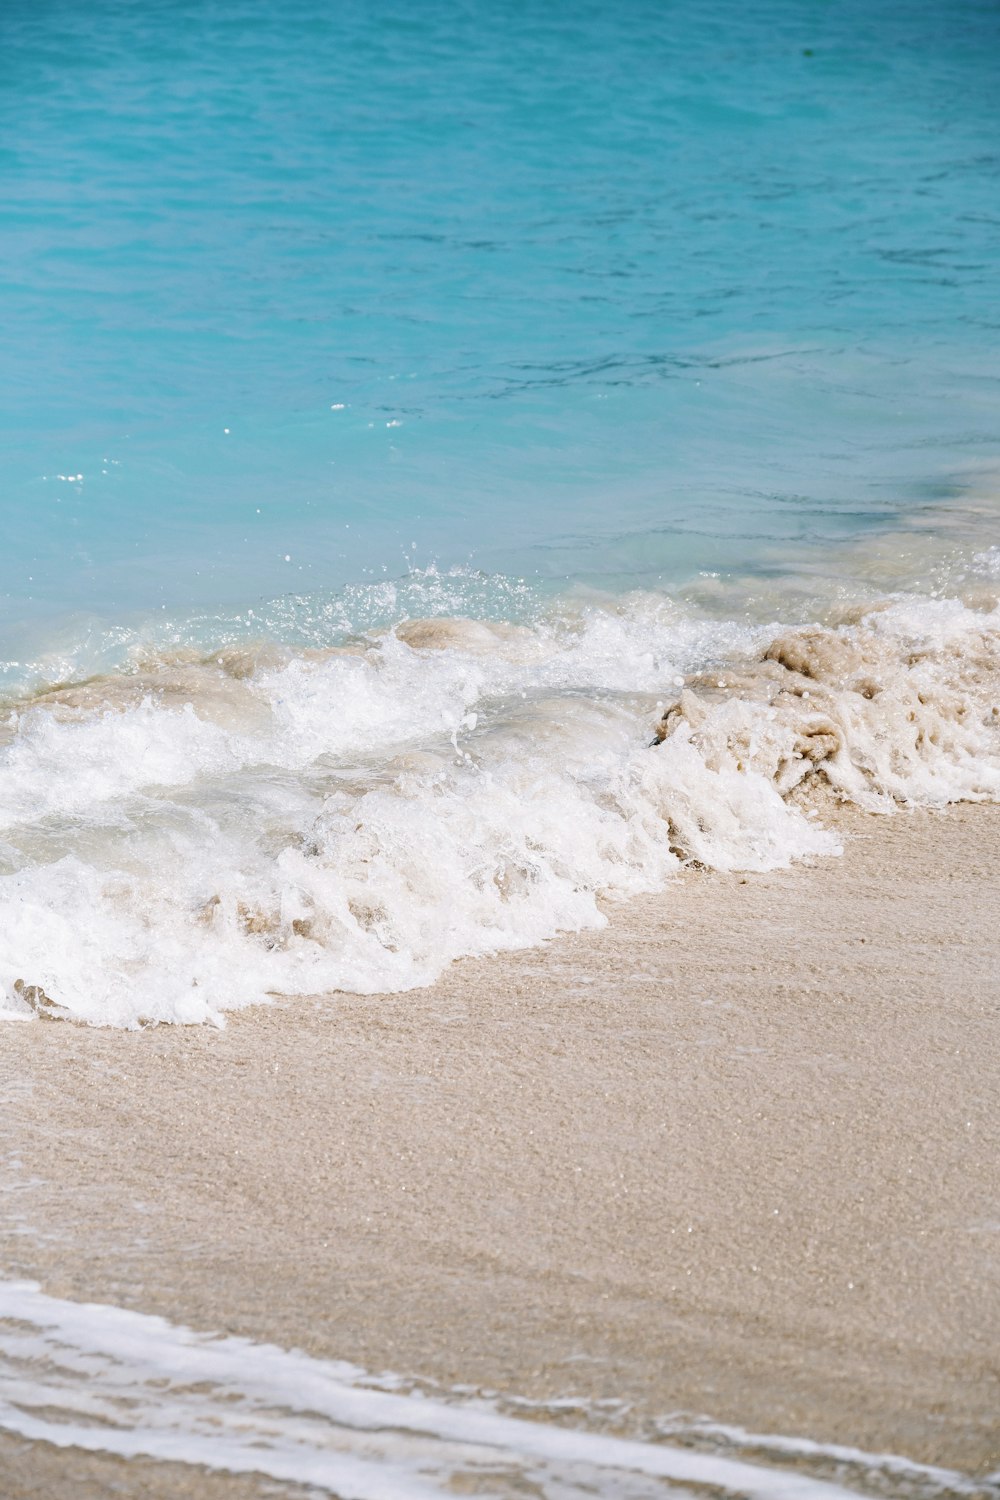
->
[1,592,997,1027]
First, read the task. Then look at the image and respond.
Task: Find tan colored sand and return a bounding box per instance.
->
[1,802,998,1496]
[0,1432,317,1500]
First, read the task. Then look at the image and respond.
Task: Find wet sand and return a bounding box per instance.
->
[1,802,998,1494]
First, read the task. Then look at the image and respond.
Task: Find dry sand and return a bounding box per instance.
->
[1,801,998,1496]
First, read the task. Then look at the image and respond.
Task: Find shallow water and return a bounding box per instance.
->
[1,1282,994,1500]
[1,0,999,1026]
[3,0,1000,639]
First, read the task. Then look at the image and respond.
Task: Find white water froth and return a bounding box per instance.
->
[0,1281,988,1500]
[0,592,997,1027]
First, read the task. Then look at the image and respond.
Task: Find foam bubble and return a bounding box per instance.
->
[0,591,997,1027]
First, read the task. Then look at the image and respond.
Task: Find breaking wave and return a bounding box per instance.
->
[1,583,998,1027]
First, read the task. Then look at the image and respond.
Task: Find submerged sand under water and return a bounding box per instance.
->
[2,800,998,1495]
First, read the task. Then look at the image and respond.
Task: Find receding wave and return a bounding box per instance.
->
[0,1281,991,1500]
[1,583,998,1027]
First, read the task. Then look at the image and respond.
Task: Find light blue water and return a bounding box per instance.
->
[2,0,999,655]
[0,3,998,1080]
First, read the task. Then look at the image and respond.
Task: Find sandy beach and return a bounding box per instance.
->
[5,1,1000,1493]
[1,801,998,1496]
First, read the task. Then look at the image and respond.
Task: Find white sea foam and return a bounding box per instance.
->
[0,590,997,1027]
[971,545,1000,580]
[0,1281,987,1500]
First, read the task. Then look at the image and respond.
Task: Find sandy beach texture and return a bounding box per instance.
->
[1,801,998,1497]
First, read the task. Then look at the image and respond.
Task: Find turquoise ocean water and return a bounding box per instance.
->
[0,2,998,1034]
[2,0,999,657]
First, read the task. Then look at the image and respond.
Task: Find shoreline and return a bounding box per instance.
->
[2,800,999,1489]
